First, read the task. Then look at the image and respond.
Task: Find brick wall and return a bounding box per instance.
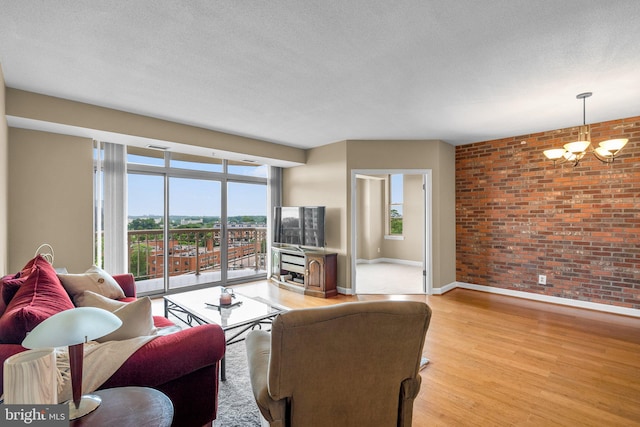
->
[456,116,640,309]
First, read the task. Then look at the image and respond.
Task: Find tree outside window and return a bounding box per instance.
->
[389,174,403,235]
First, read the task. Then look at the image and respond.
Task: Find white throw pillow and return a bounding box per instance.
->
[58,266,125,303]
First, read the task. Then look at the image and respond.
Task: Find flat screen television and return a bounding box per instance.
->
[273,206,326,248]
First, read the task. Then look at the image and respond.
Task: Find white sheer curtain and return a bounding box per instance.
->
[102,142,127,274]
[268,166,282,273]
[269,166,282,210]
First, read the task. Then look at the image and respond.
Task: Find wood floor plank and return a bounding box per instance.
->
[218,281,640,426]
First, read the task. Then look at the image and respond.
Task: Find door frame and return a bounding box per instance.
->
[350,169,433,294]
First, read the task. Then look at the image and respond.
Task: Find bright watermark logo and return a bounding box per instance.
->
[2,405,67,426]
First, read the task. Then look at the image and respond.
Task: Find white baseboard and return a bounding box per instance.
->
[431,282,457,295]
[338,286,355,295]
[439,281,640,318]
[341,278,639,318]
[356,258,422,267]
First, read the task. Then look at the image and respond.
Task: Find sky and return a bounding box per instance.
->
[127,168,268,217]
[126,163,403,218]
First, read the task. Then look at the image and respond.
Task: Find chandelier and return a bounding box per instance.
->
[543,92,628,166]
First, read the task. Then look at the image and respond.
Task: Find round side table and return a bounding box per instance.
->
[70,386,173,427]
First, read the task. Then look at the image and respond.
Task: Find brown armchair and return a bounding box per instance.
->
[245,300,432,427]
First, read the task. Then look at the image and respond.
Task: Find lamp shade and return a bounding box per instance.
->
[599,138,628,152]
[563,140,590,154]
[543,148,566,160]
[22,307,122,349]
[594,146,614,158]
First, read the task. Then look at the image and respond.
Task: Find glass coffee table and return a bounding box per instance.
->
[163,287,287,380]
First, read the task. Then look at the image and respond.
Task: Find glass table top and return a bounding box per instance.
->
[164,286,287,329]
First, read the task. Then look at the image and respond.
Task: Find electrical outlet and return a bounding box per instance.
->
[538,274,547,285]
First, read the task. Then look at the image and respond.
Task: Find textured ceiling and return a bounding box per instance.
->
[1,0,639,149]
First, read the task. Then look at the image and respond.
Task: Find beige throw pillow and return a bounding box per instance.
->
[58,266,125,303]
[76,290,156,342]
[75,290,127,311]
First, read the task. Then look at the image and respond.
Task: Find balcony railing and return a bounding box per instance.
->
[128,226,268,293]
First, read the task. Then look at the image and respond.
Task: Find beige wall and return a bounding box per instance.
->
[380,174,423,262]
[285,139,456,291]
[0,65,7,275]
[436,140,456,287]
[8,128,94,273]
[4,88,306,274]
[282,141,348,284]
[3,87,456,289]
[357,174,423,263]
[6,89,305,166]
[346,140,455,289]
[356,176,384,260]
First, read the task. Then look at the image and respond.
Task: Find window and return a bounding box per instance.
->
[98,144,271,296]
[228,160,268,177]
[127,146,165,166]
[170,152,223,172]
[389,174,403,235]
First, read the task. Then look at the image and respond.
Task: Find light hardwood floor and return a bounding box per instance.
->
[229,280,640,426]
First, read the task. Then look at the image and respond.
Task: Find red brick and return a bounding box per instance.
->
[456,115,640,310]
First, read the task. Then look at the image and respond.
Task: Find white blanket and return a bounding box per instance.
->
[55,335,156,402]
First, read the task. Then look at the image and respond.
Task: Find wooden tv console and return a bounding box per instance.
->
[270,246,337,298]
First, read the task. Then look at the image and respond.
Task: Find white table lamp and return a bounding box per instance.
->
[22,307,122,419]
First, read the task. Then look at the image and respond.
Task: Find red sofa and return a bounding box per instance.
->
[0,260,225,427]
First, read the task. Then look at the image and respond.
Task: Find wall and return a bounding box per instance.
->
[3,88,306,275]
[357,174,425,263]
[347,140,456,290]
[6,89,305,167]
[437,139,457,283]
[283,141,348,284]
[380,174,423,263]
[356,176,384,261]
[8,129,94,273]
[0,65,7,275]
[284,139,455,291]
[356,177,372,260]
[456,116,640,309]
[3,88,458,289]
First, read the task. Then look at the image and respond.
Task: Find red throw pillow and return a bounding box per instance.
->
[1,275,25,304]
[0,255,51,316]
[0,278,10,317]
[0,257,75,344]
[0,277,21,318]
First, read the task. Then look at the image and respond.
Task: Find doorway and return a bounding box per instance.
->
[350,169,432,294]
